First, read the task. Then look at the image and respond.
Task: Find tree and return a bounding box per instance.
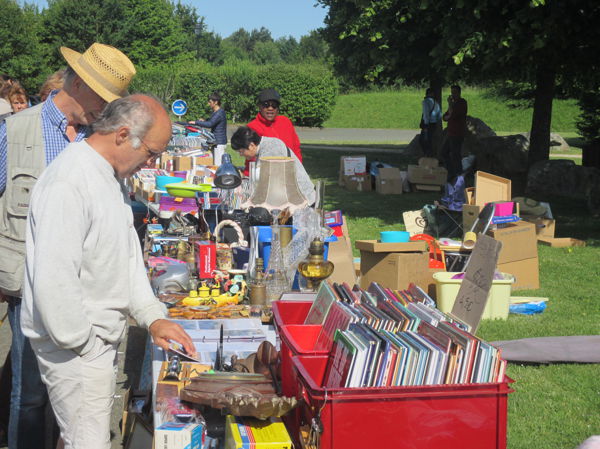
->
[318,0,600,167]
[119,0,192,66]
[298,30,329,63]
[276,36,299,63]
[40,0,127,68]
[0,0,46,92]
[172,3,222,64]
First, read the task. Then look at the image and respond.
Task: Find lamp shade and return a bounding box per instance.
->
[215,154,241,189]
[244,157,308,212]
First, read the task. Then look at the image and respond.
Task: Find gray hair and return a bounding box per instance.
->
[62,67,78,89]
[91,96,155,148]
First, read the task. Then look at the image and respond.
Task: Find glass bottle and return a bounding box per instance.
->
[298,238,335,291]
[265,225,289,303]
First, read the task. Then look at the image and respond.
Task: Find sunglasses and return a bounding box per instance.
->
[260,100,280,109]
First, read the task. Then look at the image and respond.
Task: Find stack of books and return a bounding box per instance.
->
[303,282,507,389]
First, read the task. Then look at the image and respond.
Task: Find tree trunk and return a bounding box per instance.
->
[528,66,556,168]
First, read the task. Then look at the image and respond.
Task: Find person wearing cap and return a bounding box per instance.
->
[0,42,135,449]
[245,88,302,175]
[21,94,196,449]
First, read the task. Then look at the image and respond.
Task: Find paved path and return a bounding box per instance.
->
[227,125,420,143]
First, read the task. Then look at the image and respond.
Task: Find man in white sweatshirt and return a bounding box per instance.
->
[20,94,196,449]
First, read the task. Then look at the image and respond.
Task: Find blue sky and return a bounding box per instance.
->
[26,0,329,40]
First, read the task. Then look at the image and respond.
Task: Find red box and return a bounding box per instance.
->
[292,355,513,449]
[194,241,216,279]
[272,301,312,333]
[279,325,327,398]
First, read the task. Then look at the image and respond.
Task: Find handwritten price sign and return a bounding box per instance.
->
[451,234,502,333]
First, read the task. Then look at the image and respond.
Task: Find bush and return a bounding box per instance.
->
[130,61,338,126]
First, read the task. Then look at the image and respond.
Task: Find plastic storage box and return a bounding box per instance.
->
[292,354,513,449]
[278,325,328,397]
[271,300,312,333]
[433,272,515,320]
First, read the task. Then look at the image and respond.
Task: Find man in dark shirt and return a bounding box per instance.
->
[441,85,468,181]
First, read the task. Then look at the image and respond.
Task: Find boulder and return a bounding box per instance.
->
[473,134,530,179]
[523,132,570,152]
[527,159,600,214]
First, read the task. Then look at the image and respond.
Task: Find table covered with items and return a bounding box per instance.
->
[121,126,520,449]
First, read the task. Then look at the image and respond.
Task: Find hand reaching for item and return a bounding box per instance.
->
[149,319,197,358]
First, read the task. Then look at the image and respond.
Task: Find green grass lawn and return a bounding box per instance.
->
[324,87,581,134]
[290,144,599,449]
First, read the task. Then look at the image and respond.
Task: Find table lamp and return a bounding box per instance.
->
[215,154,241,189]
[244,157,308,213]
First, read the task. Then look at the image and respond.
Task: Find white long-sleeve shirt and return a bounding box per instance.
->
[21,140,165,355]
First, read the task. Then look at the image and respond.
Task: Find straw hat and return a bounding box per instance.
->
[60,43,136,103]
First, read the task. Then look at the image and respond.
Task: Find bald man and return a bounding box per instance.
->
[20,94,195,449]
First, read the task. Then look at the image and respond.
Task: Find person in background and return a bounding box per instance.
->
[245,88,302,175]
[189,91,227,165]
[441,84,468,181]
[419,87,442,158]
[21,94,196,449]
[8,85,29,114]
[231,126,315,204]
[0,75,13,116]
[0,42,136,449]
[39,69,66,102]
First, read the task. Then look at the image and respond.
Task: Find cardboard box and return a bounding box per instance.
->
[154,422,204,449]
[521,216,556,238]
[338,156,367,186]
[498,257,540,290]
[418,157,439,168]
[225,416,292,449]
[327,217,358,285]
[538,237,586,248]
[407,164,447,186]
[356,240,434,292]
[355,240,427,253]
[174,156,193,171]
[376,167,403,194]
[487,221,538,264]
[474,171,511,208]
[344,174,372,192]
[193,154,213,167]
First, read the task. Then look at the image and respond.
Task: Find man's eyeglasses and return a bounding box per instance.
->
[260,100,279,109]
[140,139,164,162]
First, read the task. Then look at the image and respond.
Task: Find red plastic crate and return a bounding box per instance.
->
[272,300,313,333]
[291,354,514,449]
[279,325,328,397]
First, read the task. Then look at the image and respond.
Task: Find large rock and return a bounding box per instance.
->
[473,134,530,179]
[527,159,600,214]
[523,132,570,152]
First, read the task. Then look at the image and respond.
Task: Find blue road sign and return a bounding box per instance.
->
[171,99,188,116]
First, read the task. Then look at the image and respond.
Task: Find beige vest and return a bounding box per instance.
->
[0,104,46,296]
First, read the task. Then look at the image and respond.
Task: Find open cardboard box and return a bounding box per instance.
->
[463,171,512,234]
[474,171,512,208]
[356,239,438,296]
[538,237,586,248]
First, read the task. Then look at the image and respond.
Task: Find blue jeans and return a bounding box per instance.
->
[7,297,55,449]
